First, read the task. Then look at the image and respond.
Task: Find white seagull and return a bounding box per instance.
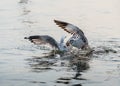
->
[25,20,90,51]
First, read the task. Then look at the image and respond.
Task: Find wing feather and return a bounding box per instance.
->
[54,20,84,35]
[54,20,89,48]
[25,35,59,49]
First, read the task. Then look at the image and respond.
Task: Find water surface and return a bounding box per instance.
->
[0,0,120,86]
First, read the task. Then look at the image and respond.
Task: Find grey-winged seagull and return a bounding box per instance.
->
[25,20,90,51]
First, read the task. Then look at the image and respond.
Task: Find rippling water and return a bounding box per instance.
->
[0,0,120,86]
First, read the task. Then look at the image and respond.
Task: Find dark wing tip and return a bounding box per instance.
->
[24,37,28,39]
[54,19,68,29]
[54,19,73,34]
[54,19,57,23]
[24,37,29,39]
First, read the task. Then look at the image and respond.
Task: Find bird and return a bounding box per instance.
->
[24,20,90,52]
[54,20,89,50]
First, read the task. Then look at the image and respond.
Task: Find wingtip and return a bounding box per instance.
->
[24,37,28,39]
[54,19,59,23]
[54,19,64,23]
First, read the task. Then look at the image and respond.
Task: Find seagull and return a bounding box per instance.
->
[24,20,90,52]
[54,20,89,50]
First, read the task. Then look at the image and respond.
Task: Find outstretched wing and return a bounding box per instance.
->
[24,35,59,49]
[54,20,84,36]
[54,20,88,44]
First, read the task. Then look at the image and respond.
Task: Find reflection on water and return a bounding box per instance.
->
[26,51,90,85]
[0,0,120,86]
[27,52,90,73]
[26,43,120,85]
